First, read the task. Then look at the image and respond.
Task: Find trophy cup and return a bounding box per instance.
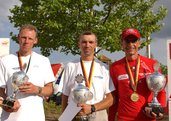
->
[72,74,93,121]
[146,62,166,115]
[2,71,29,108]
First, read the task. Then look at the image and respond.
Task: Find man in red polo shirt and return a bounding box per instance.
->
[108,28,166,121]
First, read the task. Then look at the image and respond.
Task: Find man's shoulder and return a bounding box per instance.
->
[111,57,125,67]
[65,58,108,68]
[32,51,49,60]
[0,54,17,68]
[1,54,16,62]
[140,55,156,63]
[65,58,80,66]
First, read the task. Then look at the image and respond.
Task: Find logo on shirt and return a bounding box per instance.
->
[94,76,103,79]
[118,74,128,80]
[12,67,20,70]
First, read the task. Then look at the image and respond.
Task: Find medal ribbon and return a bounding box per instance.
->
[126,56,140,92]
[17,52,31,73]
[80,58,95,89]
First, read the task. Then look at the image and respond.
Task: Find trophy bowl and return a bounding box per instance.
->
[12,71,29,88]
[2,71,29,108]
[72,83,93,104]
[146,71,166,115]
[146,72,166,93]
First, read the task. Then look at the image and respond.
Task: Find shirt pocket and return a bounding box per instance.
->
[91,75,105,101]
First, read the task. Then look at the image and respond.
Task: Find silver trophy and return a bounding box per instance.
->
[2,71,29,108]
[146,62,166,115]
[72,74,93,121]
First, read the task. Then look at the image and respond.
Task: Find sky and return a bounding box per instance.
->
[0,0,171,65]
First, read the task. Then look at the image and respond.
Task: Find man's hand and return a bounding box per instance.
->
[19,82,39,95]
[77,103,91,116]
[144,105,164,119]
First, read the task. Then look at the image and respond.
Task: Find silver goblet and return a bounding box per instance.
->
[72,74,93,121]
[146,62,166,115]
[2,71,29,108]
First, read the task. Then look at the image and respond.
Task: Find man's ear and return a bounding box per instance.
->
[34,38,38,44]
[137,40,141,47]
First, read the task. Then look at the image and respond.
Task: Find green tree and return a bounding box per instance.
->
[160,64,168,75]
[9,0,167,56]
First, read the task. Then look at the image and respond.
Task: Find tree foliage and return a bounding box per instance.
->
[160,63,168,75]
[9,0,167,56]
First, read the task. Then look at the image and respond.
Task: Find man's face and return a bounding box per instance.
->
[121,36,140,56]
[18,29,37,54]
[78,34,97,57]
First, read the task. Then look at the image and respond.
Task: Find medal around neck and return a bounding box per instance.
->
[2,71,29,108]
[146,62,166,115]
[130,92,139,102]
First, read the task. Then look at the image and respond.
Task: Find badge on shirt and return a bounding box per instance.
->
[118,74,128,80]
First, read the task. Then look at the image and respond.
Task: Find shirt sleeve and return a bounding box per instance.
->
[0,60,7,88]
[43,58,56,84]
[61,64,71,96]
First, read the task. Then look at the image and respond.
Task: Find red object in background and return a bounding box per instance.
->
[164,75,168,114]
[51,64,62,76]
[165,101,169,114]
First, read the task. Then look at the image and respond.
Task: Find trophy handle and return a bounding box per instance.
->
[87,91,93,100]
[153,62,160,72]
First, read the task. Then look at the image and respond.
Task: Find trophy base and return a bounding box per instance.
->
[73,116,88,121]
[2,100,15,108]
[151,105,164,115]
[80,116,88,121]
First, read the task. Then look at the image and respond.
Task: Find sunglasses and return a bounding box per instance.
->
[124,39,139,43]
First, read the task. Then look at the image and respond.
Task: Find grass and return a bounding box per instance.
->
[44,101,169,121]
[44,101,61,121]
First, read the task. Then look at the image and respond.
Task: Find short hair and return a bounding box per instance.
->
[78,31,97,42]
[19,24,38,37]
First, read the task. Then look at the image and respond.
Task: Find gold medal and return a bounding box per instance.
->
[126,56,140,102]
[130,92,139,102]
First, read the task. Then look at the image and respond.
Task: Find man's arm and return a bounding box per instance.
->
[19,82,53,97]
[38,82,53,97]
[94,92,114,111]
[79,91,115,115]
[0,88,6,99]
[61,94,68,113]
[108,90,118,121]
[0,88,6,106]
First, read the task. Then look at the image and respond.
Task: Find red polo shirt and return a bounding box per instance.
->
[108,55,166,121]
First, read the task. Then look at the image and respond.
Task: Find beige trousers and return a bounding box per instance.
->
[73,110,108,121]
[89,109,108,121]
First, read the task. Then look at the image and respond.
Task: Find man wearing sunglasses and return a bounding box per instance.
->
[108,28,166,121]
